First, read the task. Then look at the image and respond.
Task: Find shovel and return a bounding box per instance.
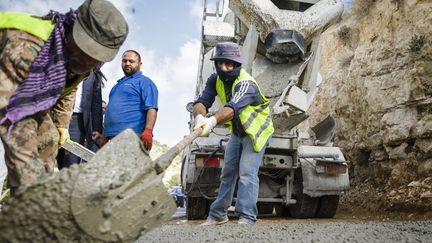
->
[0,128,202,242]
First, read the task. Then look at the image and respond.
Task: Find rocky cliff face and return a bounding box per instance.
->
[308,0,432,212]
[150,141,181,187]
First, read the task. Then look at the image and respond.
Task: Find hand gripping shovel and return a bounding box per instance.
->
[0,128,201,243]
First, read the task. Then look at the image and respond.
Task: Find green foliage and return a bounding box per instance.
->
[0,179,10,204]
[166,174,180,189]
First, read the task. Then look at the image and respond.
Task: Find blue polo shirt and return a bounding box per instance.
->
[104,71,158,137]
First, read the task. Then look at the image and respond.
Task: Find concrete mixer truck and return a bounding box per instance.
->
[182,0,349,220]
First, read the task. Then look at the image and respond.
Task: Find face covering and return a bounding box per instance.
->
[215,65,242,84]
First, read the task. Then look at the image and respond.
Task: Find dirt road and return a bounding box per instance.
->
[138,212,432,242]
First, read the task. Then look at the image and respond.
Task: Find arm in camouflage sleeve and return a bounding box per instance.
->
[50,86,77,129]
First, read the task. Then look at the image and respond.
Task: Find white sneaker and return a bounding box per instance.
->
[200,217,229,226]
[238,218,255,225]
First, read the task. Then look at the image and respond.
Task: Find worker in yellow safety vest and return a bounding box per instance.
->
[193,42,274,225]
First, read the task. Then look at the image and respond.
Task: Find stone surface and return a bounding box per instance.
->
[408,181,422,188]
[307,0,432,212]
[138,220,432,243]
[413,115,432,138]
[414,139,432,159]
[385,143,409,160]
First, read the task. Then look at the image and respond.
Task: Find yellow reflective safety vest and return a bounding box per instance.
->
[0,13,54,41]
[0,13,85,97]
[215,68,274,152]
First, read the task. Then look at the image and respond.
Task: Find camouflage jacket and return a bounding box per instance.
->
[0,29,85,128]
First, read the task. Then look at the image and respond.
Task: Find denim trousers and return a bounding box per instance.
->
[208,133,267,222]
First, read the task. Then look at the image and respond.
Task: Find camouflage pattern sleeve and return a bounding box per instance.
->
[50,86,77,129]
[0,30,43,109]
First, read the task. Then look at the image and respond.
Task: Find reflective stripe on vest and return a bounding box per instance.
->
[216,68,274,152]
[0,13,54,41]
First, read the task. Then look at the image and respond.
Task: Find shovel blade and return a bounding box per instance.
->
[71,129,176,242]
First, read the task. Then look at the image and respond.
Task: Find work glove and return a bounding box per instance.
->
[193,115,217,137]
[194,114,205,127]
[57,128,70,146]
[100,136,109,147]
[141,128,153,151]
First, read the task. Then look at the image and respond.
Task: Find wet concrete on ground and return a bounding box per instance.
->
[137,209,432,243]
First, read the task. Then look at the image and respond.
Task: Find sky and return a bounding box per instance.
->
[0,0,353,146]
[0,0,205,146]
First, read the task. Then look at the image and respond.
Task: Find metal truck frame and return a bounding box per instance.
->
[182,0,349,220]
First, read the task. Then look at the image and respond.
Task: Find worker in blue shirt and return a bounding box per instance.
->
[104,50,158,150]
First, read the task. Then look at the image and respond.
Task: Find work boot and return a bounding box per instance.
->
[200,217,229,226]
[238,218,255,225]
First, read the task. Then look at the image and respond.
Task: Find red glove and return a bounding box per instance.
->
[101,136,109,147]
[141,128,153,150]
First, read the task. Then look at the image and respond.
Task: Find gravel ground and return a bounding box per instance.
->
[138,218,432,243]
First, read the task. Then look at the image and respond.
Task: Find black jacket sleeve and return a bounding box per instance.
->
[194,74,217,110]
[91,72,103,134]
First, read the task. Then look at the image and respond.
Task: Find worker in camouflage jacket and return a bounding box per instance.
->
[0,0,128,195]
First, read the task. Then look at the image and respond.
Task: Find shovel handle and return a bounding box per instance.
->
[154,128,202,174]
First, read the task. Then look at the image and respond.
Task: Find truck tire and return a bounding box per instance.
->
[257,202,274,215]
[289,168,319,218]
[315,195,340,218]
[274,204,290,217]
[289,194,319,218]
[187,197,208,220]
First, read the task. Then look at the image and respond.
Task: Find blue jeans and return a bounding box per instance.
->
[208,134,267,222]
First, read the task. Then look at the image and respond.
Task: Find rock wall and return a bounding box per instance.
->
[308,0,432,212]
[150,141,181,187]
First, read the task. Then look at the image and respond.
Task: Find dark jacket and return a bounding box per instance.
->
[81,72,103,150]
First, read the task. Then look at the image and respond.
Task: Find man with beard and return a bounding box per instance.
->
[104,50,159,151]
[0,0,128,195]
[192,42,274,225]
